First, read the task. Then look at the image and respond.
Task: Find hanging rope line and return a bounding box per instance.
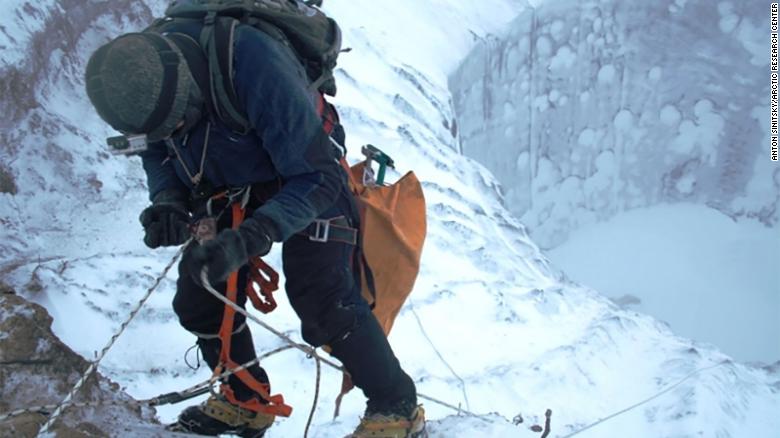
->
[199,268,345,372]
[198,268,495,428]
[409,300,471,411]
[304,353,322,438]
[35,243,189,437]
[558,360,729,438]
[8,250,731,438]
[5,249,491,436]
[0,345,296,424]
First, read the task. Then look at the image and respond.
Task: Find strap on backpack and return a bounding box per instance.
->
[200,14,252,133]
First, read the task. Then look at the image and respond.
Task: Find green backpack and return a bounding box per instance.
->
[147,0,343,133]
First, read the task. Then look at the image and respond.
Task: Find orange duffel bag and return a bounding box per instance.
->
[346,157,426,334]
[334,145,426,412]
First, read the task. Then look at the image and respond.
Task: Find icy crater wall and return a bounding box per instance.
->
[450,0,776,249]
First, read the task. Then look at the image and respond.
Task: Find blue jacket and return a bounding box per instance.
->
[140,24,344,242]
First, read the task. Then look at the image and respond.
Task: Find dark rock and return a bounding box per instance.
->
[0,294,158,437]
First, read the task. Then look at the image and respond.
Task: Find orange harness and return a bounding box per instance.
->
[213,202,292,417]
[209,93,341,418]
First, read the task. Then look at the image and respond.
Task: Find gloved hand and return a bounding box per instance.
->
[139,189,191,249]
[188,217,273,286]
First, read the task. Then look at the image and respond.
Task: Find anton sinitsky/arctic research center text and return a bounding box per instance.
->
[772,3,779,161]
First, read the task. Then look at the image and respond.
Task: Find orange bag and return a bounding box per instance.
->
[345,160,427,334]
[333,158,426,415]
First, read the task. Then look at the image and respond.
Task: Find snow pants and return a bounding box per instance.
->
[172,186,417,409]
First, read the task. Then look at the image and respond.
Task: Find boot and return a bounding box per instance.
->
[348,405,427,438]
[168,394,274,437]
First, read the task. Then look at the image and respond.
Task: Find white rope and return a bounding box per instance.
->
[409,300,471,411]
[417,393,492,424]
[559,360,729,438]
[13,246,496,435]
[1,345,295,424]
[24,253,725,438]
[199,268,345,371]
[199,268,492,424]
[36,244,188,436]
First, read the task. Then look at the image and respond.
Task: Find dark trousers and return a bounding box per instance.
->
[172,188,416,410]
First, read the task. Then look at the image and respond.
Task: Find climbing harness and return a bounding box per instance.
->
[209,199,291,418]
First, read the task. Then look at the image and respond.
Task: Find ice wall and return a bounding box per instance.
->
[450,0,775,248]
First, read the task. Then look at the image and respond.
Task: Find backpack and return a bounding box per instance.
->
[147,0,343,134]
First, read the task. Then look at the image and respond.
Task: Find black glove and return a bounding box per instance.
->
[188,217,273,286]
[139,189,191,249]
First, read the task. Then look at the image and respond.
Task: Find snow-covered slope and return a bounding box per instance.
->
[450,0,775,249]
[549,202,780,364]
[1,1,778,437]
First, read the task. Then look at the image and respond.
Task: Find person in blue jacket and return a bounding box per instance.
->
[84,22,425,438]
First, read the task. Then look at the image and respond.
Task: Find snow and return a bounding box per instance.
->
[1,0,779,437]
[548,203,780,364]
[613,109,634,132]
[0,0,57,65]
[536,35,553,57]
[717,2,739,33]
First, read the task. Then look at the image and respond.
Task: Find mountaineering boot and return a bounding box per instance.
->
[348,405,427,438]
[168,394,274,437]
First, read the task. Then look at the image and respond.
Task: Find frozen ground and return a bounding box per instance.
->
[548,203,780,364]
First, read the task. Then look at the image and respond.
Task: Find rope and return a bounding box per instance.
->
[304,353,322,438]
[10,248,497,435]
[13,252,729,438]
[1,345,296,423]
[175,345,297,401]
[200,269,345,372]
[166,122,211,186]
[416,393,492,424]
[35,244,188,436]
[541,409,552,438]
[201,269,336,437]
[409,300,470,411]
[199,269,496,430]
[559,360,729,438]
